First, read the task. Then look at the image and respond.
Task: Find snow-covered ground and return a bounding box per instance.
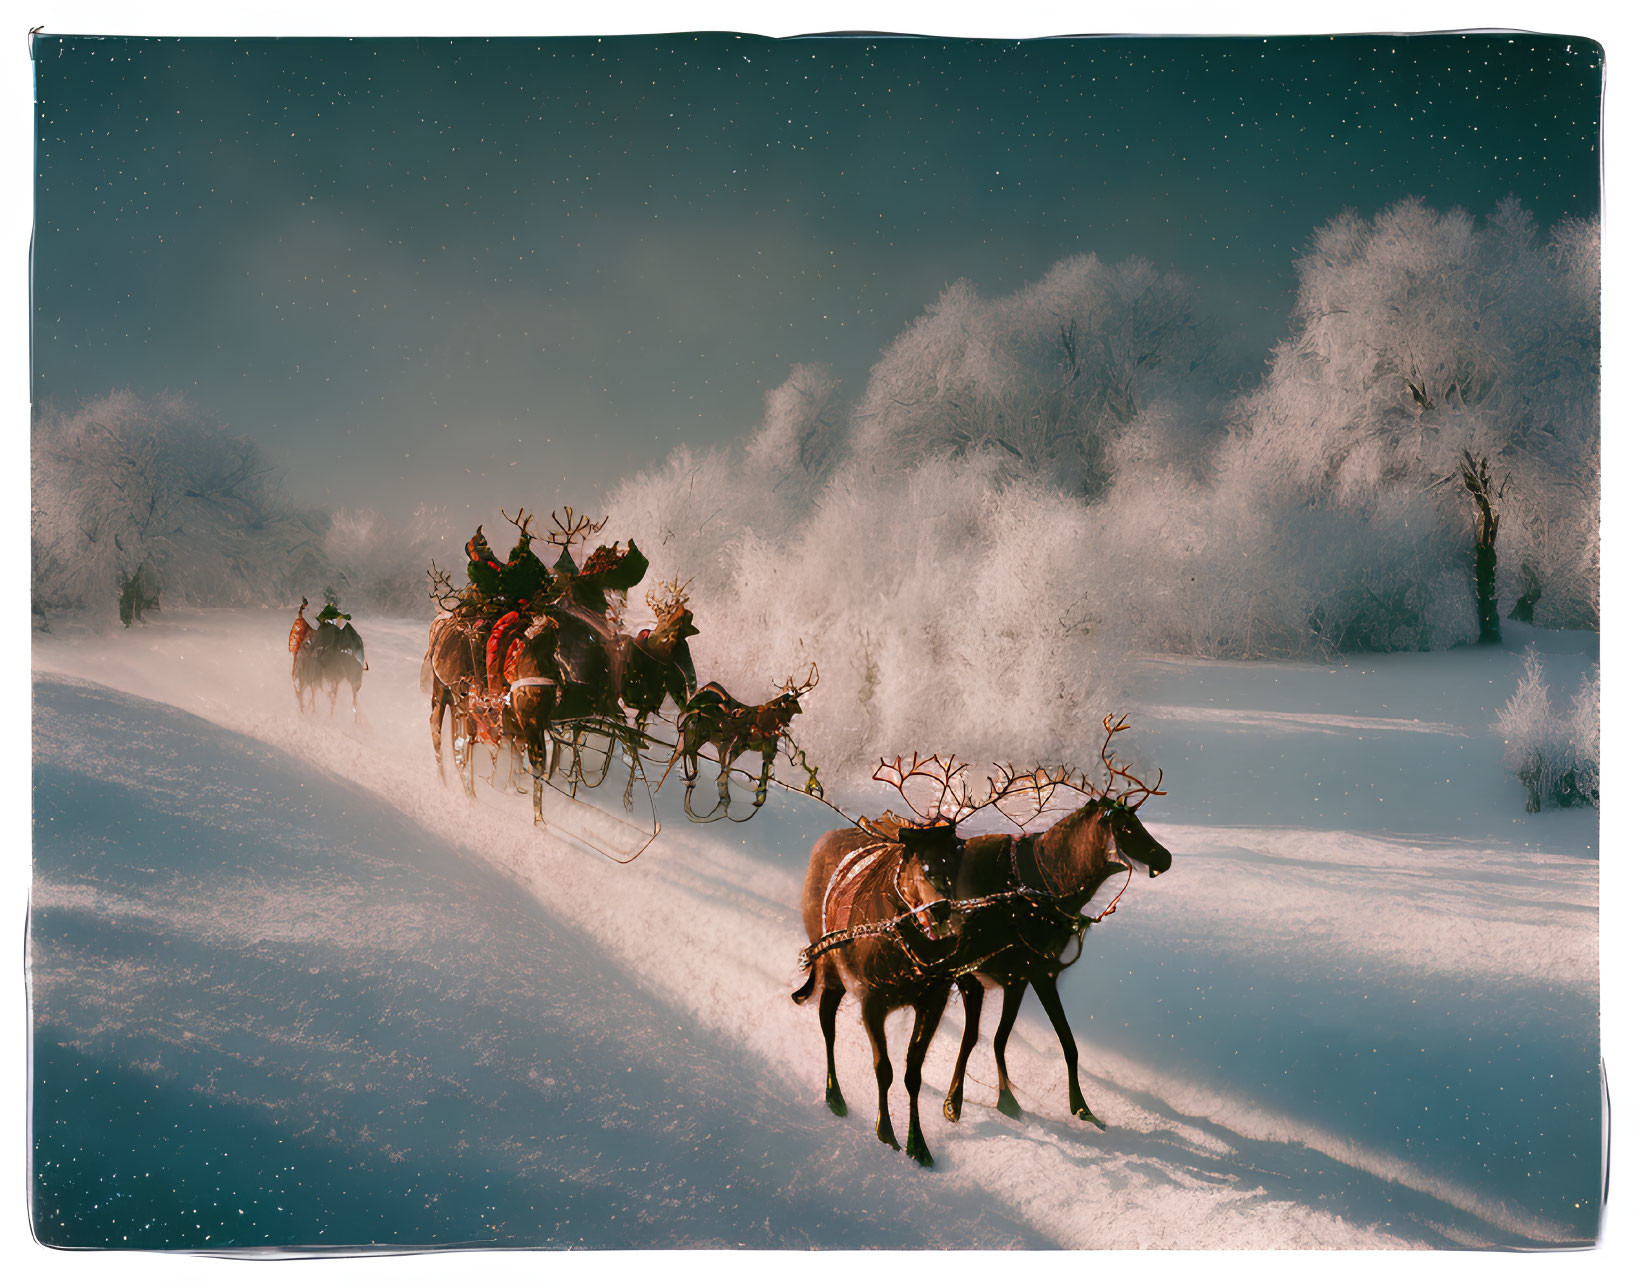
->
[29,610,1600,1250]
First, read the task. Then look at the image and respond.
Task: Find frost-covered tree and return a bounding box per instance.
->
[32,389,334,622]
[850,255,1228,495]
[1230,198,1599,634]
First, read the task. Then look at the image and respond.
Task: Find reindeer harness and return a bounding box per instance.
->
[798,836,1094,979]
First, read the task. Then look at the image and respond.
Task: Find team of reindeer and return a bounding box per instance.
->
[795,726,1171,1167]
[415,507,821,827]
[290,506,1175,1170]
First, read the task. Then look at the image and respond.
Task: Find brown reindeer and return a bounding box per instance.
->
[507,596,700,826]
[791,756,1035,1166]
[941,717,1171,1127]
[792,826,971,1167]
[421,613,502,795]
[662,663,820,821]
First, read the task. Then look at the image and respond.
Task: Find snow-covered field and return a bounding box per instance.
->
[29,610,1600,1250]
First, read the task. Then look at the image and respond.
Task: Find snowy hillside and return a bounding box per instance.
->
[30,611,1600,1250]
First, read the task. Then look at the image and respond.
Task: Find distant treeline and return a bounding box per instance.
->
[32,198,1600,775]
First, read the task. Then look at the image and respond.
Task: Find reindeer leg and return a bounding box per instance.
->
[681,777,729,823]
[753,747,775,809]
[460,710,478,799]
[620,715,650,810]
[532,749,546,826]
[903,987,950,1167]
[715,753,733,810]
[621,726,640,812]
[431,688,448,782]
[992,983,1027,1118]
[860,993,899,1151]
[1032,972,1104,1128]
[944,976,985,1123]
[566,725,586,786]
[818,982,847,1116]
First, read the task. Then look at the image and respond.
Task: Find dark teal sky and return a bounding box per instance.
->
[32,32,1602,516]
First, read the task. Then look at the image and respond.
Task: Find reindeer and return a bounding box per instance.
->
[661,663,821,821]
[941,717,1170,1128]
[421,609,495,795]
[794,731,1171,1163]
[507,594,700,825]
[791,755,1021,1167]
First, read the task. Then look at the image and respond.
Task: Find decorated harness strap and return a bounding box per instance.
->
[821,842,892,936]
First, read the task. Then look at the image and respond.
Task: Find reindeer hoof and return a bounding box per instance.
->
[906,1134,935,1168]
[826,1084,847,1117]
[876,1120,901,1151]
[1073,1105,1107,1130]
[943,1092,963,1123]
[996,1089,1022,1119]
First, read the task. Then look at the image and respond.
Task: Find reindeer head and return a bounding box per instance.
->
[766,662,819,720]
[1090,715,1170,876]
[466,526,495,564]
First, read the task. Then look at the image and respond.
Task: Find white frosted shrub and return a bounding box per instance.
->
[1492,646,1598,811]
[1567,666,1600,803]
[1087,451,1474,658]
[611,448,1122,778]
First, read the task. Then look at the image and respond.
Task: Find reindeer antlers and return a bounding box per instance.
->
[501,507,538,539]
[873,753,990,825]
[545,505,610,549]
[646,576,693,619]
[871,753,1057,827]
[426,561,462,611]
[876,716,1165,831]
[1097,713,1166,809]
[776,661,820,698]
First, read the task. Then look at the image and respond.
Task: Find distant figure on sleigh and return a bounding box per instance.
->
[290,591,368,719]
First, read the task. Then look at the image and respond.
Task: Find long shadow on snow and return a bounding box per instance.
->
[31,676,1047,1250]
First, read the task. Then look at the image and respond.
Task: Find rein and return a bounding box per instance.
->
[797,883,1086,975]
[1092,860,1134,925]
